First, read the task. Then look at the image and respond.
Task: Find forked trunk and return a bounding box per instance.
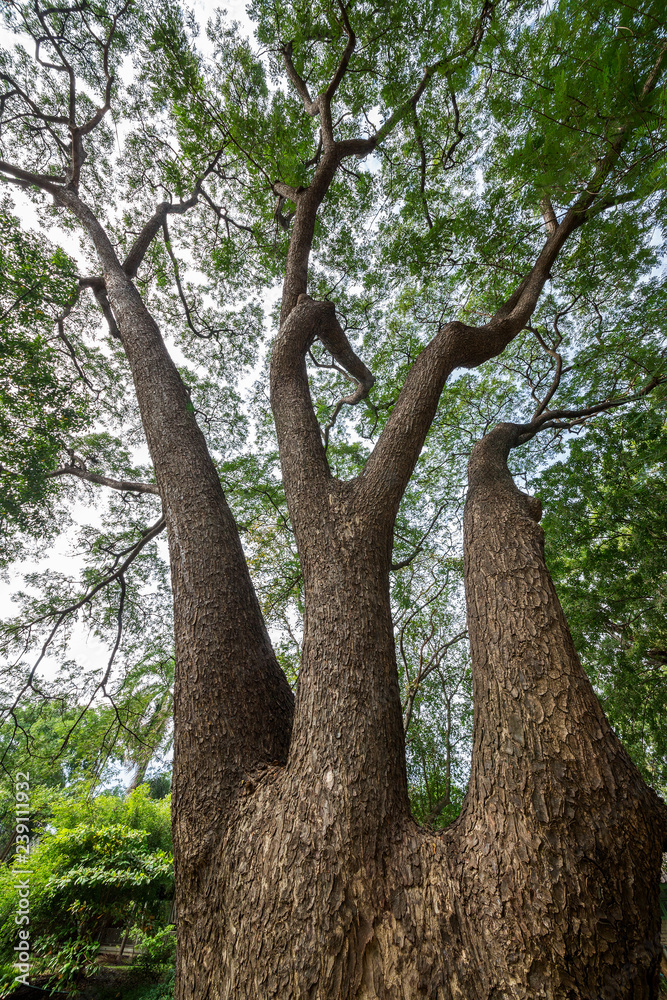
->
[177,423,666,1000]
[60,187,667,998]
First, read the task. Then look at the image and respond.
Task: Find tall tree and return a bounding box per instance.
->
[1,1,667,997]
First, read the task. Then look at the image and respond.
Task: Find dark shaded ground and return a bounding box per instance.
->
[6,967,172,1000]
[5,977,67,999]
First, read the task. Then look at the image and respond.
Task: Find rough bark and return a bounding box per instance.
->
[50,188,667,996]
[56,185,667,996]
[53,190,295,991]
[456,423,667,998]
[4,10,667,996]
[100,264,294,984]
[172,331,667,999]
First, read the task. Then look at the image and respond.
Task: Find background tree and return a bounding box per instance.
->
[538,406,667,796]
[1,0,667,998]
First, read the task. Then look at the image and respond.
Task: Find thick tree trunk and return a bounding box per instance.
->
[56,192,295,995]
[184,421,667,1000]
[456,423,667,997]
[65,195,667,996]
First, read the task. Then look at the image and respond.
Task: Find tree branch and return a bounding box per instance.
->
[280,41,320,117]
[402,629,467,733]
[391,503,448,572]
[315,302,375,449]
[0,159,64,194]
[278,0,495,321]
[324,2,356,104]
[0,514,166,727]
[540,197,558,236]
[123,192,201,279]
[270,296,336,497]
[356,45,667,518]
[515,374,667,445]
[45,461,160,495]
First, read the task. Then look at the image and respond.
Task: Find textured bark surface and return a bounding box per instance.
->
[172,415,667,1000]
[56,195,296,988]
[60,194,667,1000]
[4,8,664,993]
[456,424,667,998]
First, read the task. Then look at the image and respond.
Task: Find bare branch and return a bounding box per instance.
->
[515,374,667,445]
[391,503,447,572]
[528,298,579,419]
[0,514,166,727]
[413,108,433,230]
[309,297,375,448]
[45,460,160,495]
[274,195,296,232]
[78,276,120,337]
[402,629,468,733]
[121,147,226,277]
[440,82,464,170]
[162,217,223,339]
[273,180,301,203]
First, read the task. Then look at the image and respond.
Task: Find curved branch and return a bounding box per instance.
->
[317,309,375,448]
[324,2,356,105]
[0,158,64,194]
[123,191,201,279]
[79,276,120,338]
[45,463,160,495]
[161,218,221,339]
[391,503,448,572]
[270,296,335,499]
[515,374,667,445]
[540,197,558,236]
[272,294,378,535]
[402,629,467,733]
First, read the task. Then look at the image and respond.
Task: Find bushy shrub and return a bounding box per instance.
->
[0,787,173,993]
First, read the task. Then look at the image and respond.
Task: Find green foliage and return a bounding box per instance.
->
[119,969,175,1000]
[0,206,86,556]
[538,405,667,794]
[131,925,177,975]
[0,786,173,992]
[50,784,172,854]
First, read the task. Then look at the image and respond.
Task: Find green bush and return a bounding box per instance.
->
[0,787,173,993]
[120,969,175,1000]
[132,925,177,975]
